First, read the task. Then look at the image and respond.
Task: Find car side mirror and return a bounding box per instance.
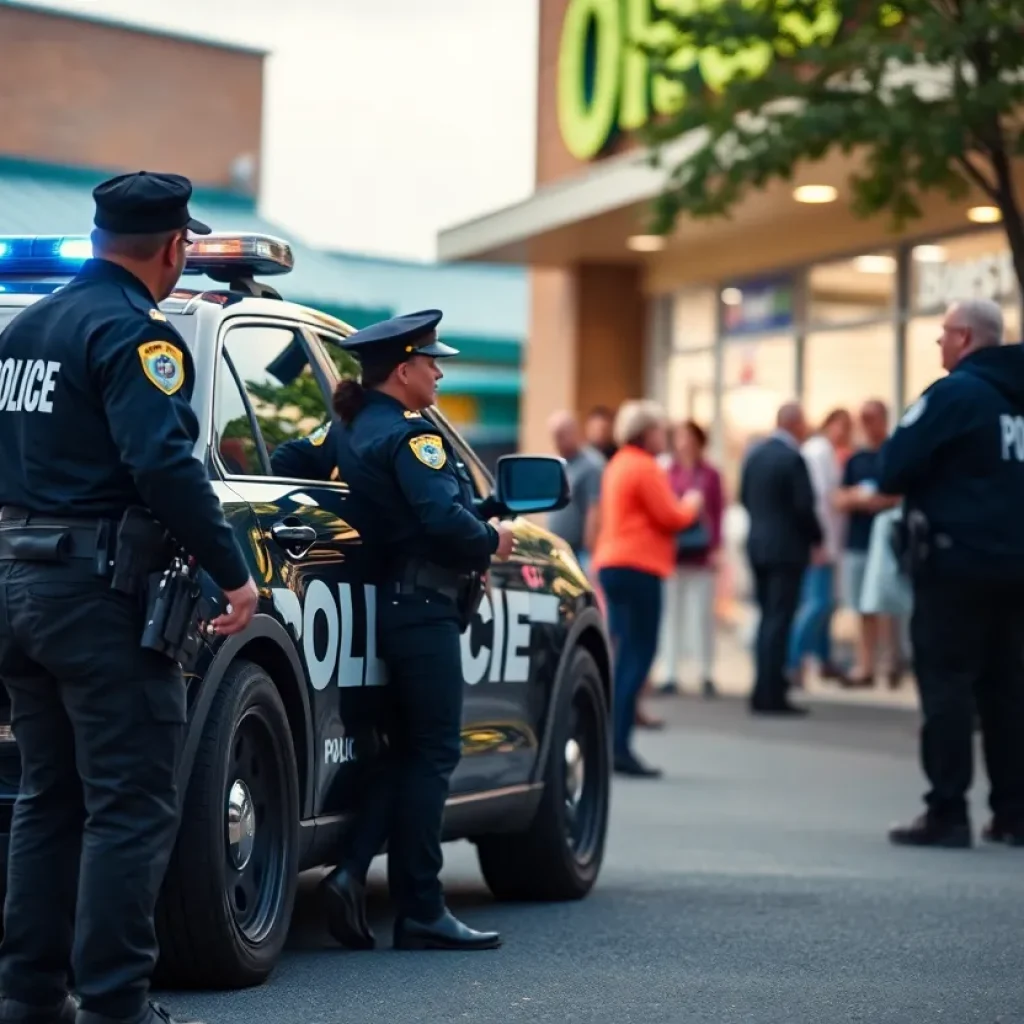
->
[491,455,570,517]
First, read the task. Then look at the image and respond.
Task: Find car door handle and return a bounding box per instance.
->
[270,519,318,557]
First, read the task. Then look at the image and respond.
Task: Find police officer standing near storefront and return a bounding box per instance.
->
[878,298,1024,849]
[0,173,258,1024]
[271,310,515,950]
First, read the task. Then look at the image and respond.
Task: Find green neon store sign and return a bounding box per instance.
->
[556,0,841,162]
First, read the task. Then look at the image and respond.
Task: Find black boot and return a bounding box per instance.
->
[320,866,375,950]
[981,817,1024,847]
[888,812,971,848]
[0,996,76,1024]
[394,907,500,951]
[613,750,662,778]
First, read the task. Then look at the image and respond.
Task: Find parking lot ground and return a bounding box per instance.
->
[160,694,1024,1024]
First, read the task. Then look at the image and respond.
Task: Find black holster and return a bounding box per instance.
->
[140,557,206,663]
[890,509,930,577]
[109,506,173,596]
[456,571,486,633]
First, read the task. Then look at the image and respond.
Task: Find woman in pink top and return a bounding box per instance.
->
[657,420,725,699]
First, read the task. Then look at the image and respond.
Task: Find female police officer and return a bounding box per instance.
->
[272,310,515,950]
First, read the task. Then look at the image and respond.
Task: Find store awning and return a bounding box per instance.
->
[0,157,383,323]
[436,69,1011,281]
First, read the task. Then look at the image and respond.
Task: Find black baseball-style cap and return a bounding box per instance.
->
[92,171,212,236]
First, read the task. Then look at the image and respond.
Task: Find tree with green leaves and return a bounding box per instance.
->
[639,0,1024,290]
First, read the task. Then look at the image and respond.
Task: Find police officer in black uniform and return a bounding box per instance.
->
[878,297,1024,849]
[270,310,515,950]
[0,172,258,1024]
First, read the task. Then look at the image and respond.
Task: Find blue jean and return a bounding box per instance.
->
[787,563,835,670]
[598,567,663,758]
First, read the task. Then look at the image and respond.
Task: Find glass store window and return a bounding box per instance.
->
[672,287,717,350]
[808,252,897,325]
[720,335,798,497]
[803,251,898,427]
[906,229,1021,402]
[665,348,714,424]
[717,276,799,496]
[803,323,897,428]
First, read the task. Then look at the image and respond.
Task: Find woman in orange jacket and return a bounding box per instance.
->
[591,400,703,778]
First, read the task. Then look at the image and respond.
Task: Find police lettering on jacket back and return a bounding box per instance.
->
[878,343,1024,581]
[0,260,201,520]
[0,358,61,415]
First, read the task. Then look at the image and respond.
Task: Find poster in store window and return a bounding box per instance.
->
[721,276,795,335]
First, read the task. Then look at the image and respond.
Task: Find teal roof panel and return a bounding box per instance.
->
[438,365,521,397]
[326,250,528,337]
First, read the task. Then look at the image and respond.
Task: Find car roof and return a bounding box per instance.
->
[0,284,359,339]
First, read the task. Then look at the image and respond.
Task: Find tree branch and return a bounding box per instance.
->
[954,153,998,198]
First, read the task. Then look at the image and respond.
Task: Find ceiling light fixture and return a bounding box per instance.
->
[853,254,896,274]
[967,205,1002,223]
[792,184,837,204]
[627,234,666,252]
[912,244,946,263]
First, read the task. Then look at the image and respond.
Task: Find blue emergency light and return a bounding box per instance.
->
[0,233,295,280]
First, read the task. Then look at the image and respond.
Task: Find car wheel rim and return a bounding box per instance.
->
[224,706,288,945]
[563,684,604,866]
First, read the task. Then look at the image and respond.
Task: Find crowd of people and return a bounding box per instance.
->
[545,394,913,775]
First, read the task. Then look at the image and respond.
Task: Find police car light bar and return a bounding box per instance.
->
[0,233,295,279]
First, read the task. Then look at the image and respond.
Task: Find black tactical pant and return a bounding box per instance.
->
[0,559,185,1024]
[343,585,463,923]
[911,576,1024,826]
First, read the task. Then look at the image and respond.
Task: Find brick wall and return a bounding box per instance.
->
[0,5,264,190]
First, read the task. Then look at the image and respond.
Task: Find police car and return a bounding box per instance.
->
[0,235,613,988]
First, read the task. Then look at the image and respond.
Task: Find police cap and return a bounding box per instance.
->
[92,171,212,236]
[343,309,459,368]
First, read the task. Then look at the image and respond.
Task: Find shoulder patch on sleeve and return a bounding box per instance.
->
[308,423,330,447]
[137,339,185,395]
[408,433,447,470]
[899,395,928,427]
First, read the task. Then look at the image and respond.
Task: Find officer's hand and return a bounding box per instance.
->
[493,522,516,561]
[211,577,259,636]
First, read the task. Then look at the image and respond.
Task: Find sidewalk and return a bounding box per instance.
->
[652,622,919,712]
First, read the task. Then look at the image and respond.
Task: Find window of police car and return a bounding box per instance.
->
[213,350,265,475]
[214,321,335,481]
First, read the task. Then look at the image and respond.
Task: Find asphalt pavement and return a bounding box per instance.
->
[158,695,1024,1024]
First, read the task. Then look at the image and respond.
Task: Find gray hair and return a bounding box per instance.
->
[613,399,666,447]
[948,298,1004,348]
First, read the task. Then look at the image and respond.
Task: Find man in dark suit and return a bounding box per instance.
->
[740,402,824,715]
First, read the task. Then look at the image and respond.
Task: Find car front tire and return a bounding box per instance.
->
[154,659,300,989]
[476,647,610,901]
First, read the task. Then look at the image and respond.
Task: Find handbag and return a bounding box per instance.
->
[676,518,711,557]
[674,465,711,558]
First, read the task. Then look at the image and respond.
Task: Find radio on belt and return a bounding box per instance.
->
[141,552,207,663]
